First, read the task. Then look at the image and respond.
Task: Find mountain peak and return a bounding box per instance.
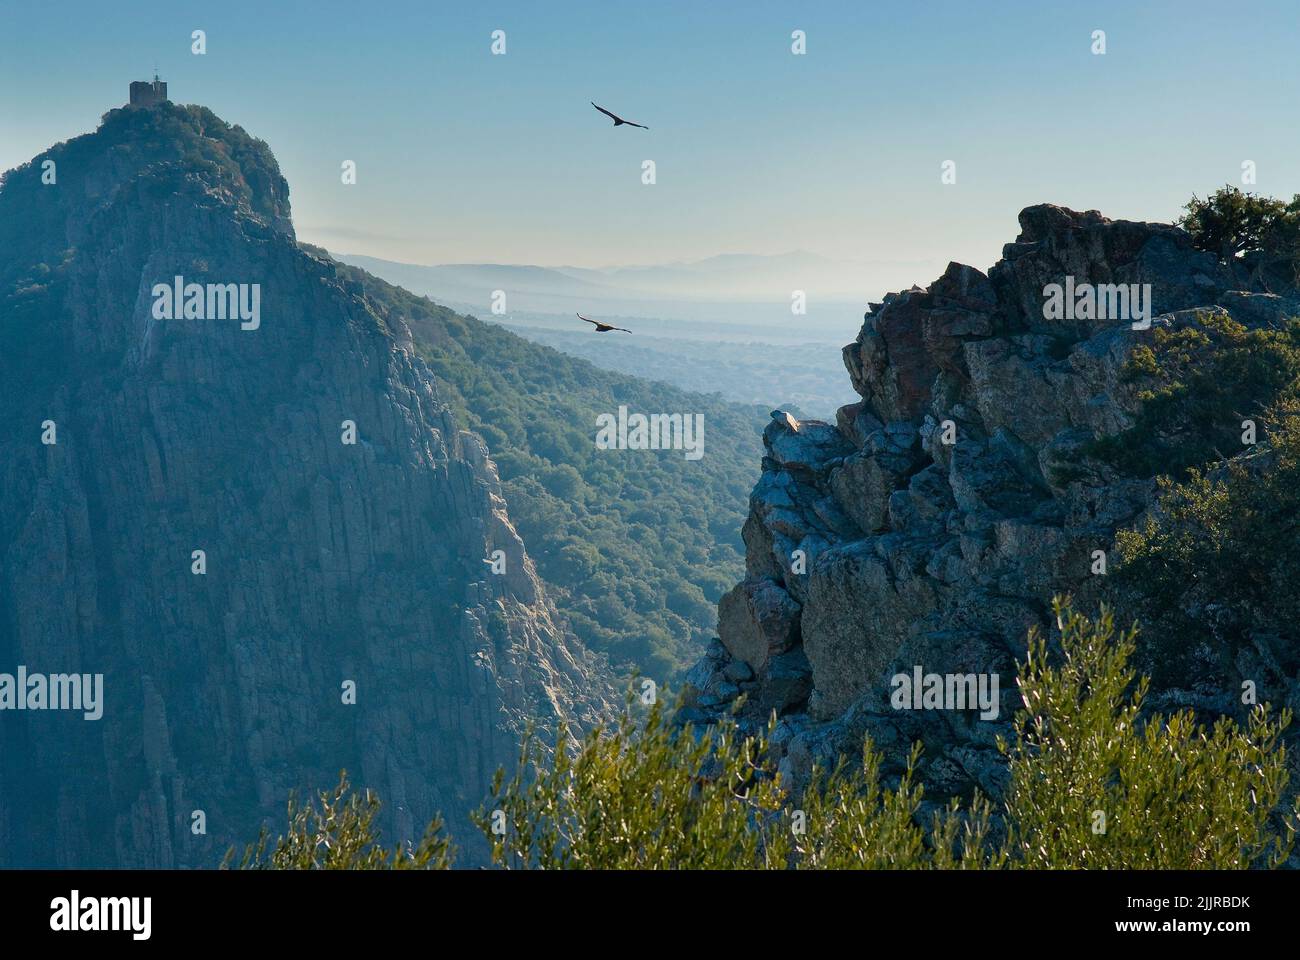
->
[1,102,293,244]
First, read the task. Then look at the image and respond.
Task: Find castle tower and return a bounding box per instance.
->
[128,74,168,108]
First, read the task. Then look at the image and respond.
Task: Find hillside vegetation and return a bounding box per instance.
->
[333,261,765,679]
[1106,188,1300,685]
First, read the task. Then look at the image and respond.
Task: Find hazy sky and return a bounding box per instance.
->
[3,0,1298,293]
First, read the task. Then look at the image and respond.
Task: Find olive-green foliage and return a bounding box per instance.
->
[223,771,454,870]
[473,601,1294,870]
[792,742,1002,869]
[474,704,1002,870]
[337,265,762,680]
[1180,186,1300,288]
[1086,312,1300,477]
[1002,601,1296,869]
[1115,410,1300,680]
[1086,200,1300,677]
[473,701,790,869]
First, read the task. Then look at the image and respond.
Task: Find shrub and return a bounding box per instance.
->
[791,742,1000,869]
[223,771,454,870]
[473,702,791,869]
[1087,312,1300,478]
[1001,600,1295,869]
[1180,186,1300,288]
[1115,409,1300,680]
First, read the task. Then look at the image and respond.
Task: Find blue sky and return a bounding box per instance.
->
[3,0,1297,295]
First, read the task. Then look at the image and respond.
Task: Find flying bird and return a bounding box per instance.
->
[591,102,648,129]
[578,313,632,334]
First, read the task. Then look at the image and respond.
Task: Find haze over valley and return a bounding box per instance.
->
[338,251,882,416]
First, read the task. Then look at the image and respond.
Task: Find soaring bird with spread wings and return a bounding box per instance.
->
[591,102,649,129]
[578,313,632,334]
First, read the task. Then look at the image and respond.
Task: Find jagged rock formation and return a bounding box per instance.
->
[684,204,1300,801]
[0,103,613,867]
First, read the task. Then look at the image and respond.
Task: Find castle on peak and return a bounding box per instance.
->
[128,75,168,108]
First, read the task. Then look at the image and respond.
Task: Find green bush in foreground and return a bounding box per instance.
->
[232,601,1296,869]
[223,772,454,870]
[1002,603,1294,869]
[475,706,790,869]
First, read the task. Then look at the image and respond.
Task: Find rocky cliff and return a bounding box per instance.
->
[685,204,1300,802]
[0,103,612,867]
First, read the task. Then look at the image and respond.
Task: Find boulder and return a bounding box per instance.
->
[717,576,802,671]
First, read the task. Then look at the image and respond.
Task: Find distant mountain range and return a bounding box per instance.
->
[336,251,944,338]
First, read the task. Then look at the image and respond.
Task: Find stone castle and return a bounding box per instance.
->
[128,75,168,107]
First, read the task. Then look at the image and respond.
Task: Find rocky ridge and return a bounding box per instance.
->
[683,203,1300,802]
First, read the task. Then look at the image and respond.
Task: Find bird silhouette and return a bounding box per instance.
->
[591,102,648,129]
[578,313,632,334]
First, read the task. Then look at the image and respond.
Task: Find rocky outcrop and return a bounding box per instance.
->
[0,103,613,867]
[683,204,1300,799]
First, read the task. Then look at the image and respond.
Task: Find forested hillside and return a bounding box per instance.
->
[329,258,765,679]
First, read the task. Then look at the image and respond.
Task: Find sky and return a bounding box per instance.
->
[3,0,1298,297]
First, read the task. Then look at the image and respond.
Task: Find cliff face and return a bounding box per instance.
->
[0,104,612,867]
[685,204,1300,799]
